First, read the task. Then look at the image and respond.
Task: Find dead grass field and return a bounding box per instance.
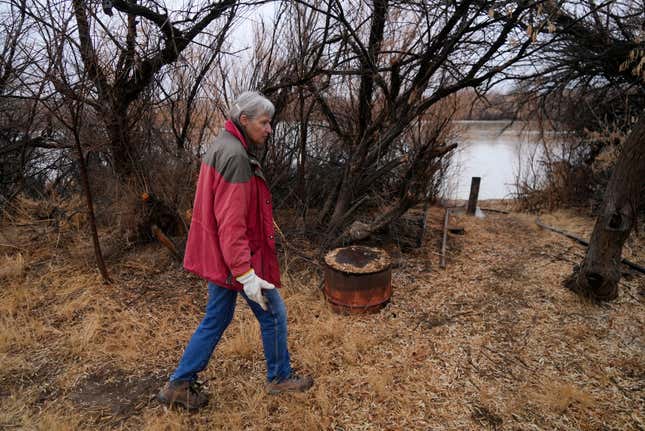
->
[1,197,643,430]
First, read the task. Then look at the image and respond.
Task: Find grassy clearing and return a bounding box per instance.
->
[1,198,643,430]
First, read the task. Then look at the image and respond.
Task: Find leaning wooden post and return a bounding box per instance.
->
[466,177,481,215]
[440,208,450,268]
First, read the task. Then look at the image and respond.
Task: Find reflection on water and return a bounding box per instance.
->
[446,120,554,200]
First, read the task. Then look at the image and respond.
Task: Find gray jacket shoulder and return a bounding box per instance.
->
[203,130,252,183]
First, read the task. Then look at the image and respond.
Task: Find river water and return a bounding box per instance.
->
[446,120,550,200]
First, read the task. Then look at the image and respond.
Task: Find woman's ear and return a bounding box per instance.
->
[239,114,249,127]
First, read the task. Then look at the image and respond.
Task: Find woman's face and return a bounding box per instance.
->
[240,112,272,146]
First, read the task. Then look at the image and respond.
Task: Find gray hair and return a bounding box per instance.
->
[228,91,274,122]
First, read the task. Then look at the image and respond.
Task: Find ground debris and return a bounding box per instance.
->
[0,203,643,430]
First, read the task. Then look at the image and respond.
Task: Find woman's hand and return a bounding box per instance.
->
[236,269,275,310]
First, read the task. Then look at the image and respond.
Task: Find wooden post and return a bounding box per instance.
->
[440,208,450,268]
[466,177,481,215]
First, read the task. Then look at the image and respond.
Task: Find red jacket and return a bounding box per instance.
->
[183,120,281,291]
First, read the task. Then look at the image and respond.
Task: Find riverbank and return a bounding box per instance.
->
[1,202,643,429]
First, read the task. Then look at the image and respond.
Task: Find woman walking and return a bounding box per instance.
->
[157,91,313,411]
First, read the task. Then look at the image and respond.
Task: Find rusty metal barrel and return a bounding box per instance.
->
[323,246,392,314]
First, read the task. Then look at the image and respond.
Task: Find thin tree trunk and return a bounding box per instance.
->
[73,126,111,283]
[565,112,645,300]
[297,91,308,201]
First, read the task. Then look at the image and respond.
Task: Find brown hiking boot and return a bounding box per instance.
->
[266,374,314,395]
[156,380,209,411]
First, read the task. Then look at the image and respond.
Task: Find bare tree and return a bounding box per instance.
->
[23,0,239,178]
[510,0,644,299]
[0,0,59,203]
[566,112,644,300]
[247,0,550,246]
[514,0,643,170]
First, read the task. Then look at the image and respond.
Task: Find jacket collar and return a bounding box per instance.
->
[224,119,266,180]
[225,119,259,155]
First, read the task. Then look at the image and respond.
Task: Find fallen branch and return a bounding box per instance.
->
[151,224,180,259]
[481,207,510,214]
[483,345,533,371]
[536,217,645,274]
[445,205,510,215]
[13,219,56,226]
[0,243,27,251]
[618,280,643,303]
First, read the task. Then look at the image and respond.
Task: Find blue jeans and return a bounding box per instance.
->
[170,282,291,383]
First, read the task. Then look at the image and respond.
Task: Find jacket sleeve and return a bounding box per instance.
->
[213,154,253,277]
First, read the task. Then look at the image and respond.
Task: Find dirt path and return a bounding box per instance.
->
[1,206,643,430]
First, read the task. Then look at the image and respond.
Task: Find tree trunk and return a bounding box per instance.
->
[73,121,111,283]
[297,91,308,202]
[329,175,353,229]
[331,195,414,248]
[105,103,135,178]
[565,112,645,300]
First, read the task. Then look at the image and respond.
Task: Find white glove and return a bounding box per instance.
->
[236,269,275,311]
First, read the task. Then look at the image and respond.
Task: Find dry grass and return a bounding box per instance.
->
[535,380,595,415]
[0,252,24,280]
[0,196,643,430]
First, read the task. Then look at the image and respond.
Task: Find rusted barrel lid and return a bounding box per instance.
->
[324,245,391,274]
